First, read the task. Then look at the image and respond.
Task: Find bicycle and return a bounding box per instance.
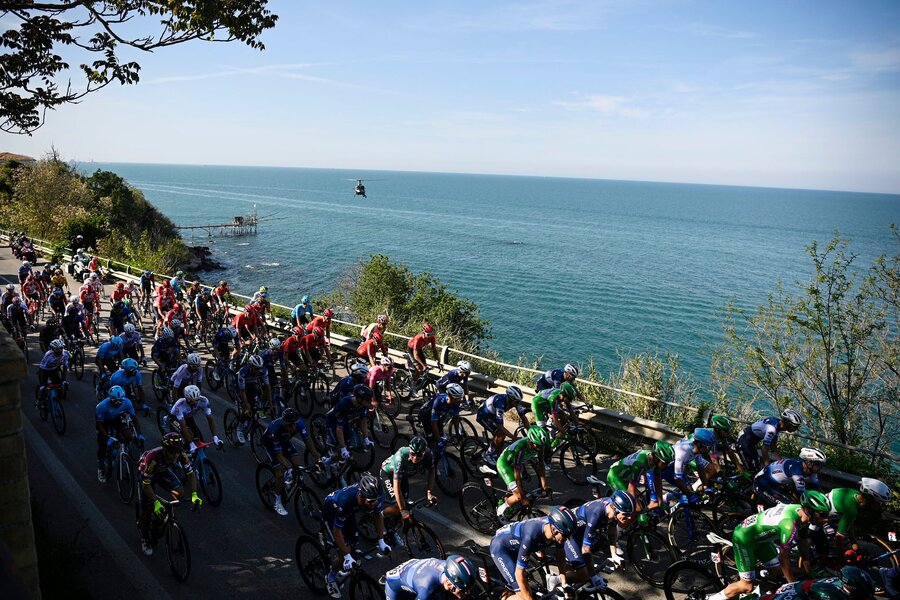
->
[151,364,177,403]
[458,539,549,600]
[64,334,86,380]
[203,355,235,393]
[389,433,466,498]
[458,467,551,535]
[103,424,143,504]
[512,416,598,486]
[136,497,192,582]
[255,463,323,535]
[403,403,478,450]
[222,399,267,464]
[35,380,67,435]
[294,535,386,599]
[358,496,446,559]
[291,366,331,418]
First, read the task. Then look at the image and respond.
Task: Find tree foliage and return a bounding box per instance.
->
[1,1,278,134]
[713,231,899,463]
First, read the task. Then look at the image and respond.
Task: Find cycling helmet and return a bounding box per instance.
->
[161,327,174,339]
[259,285,268,293]
[175,270,184,277]
[781,408,803,427]
[506,385,523,402]
[354,384,374,400]
[109,336,123,351]
[282,407,300,425]
[801,490,831,513]
[293,326,305,336]
[143,270,151,276]
[184,385,201,402]
[456,360,472,374]
[313,326,325,338]
[379,355,393,367]
[709,415,733,432]
[22,261,30,268]
[446,383,465,400]
[218,280,227,287]
[652,440,675,463]
[162,279,171,288]
[187,353,201,366]
[301,295,310,304]
[377,314,388,325]
[49,339,65,351]
[108,385,126,403]
[527,425,550,447]
[323,308,334,318]
[5,283,14,291]
[247,354,264,369]
[443,555,476,593]
[859,477,891,503]
[90,272,98,280]
[807,584,851,600]
[799,447,827,463]
[840,566,876,597]
[559,382,577,400]
[422,323,433,335]
[123,323,136,334]
[564,363,579,378]
[409,435,428,458]
[693,428,717,448]
[226,325,237,338]
[611,490,637,515]
[548,506,577,536]
[161,432,184,450]
[350,363,370,379]
[357,473,382,501]
[82,273,91,282]
[268,338,281,349]
[121,358,139,374]
[171,319,182,329]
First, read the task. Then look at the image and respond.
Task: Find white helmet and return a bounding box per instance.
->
[456,360,472,374]
[799,447,826,463]
[187,353,201,366]
[859,477,891,503]
[380,356,393,367]
[50,339,66,351]
[505,385,523,402]
[268,337,281,349]
[248,354,264,368]
[82,273,91,282]
[5,283,14,291]
[446,383,465,400]
[90,272,98,280]
[123,323,136,334]
[184,385,201,402]
[781,409,802,427]
[564,363,579,377]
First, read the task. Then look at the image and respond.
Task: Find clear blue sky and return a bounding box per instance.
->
[10,0,900,193]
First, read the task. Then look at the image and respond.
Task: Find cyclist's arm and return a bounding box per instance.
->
[393,472,407,512]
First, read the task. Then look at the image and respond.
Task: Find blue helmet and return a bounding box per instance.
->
[443,555,476,592]
[108,385,126,403]
[120,358,139,374]
[109,336,123,351]
[548,506,576,536]
[611,490,637,515]
[693,427,716,448]
[301,294,310,304]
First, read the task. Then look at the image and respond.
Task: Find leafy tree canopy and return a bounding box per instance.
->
[1,1,278,134]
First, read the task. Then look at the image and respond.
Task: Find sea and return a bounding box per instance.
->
[81,163,900,385]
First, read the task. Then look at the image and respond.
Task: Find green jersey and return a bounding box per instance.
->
[732,504,805,575]
[380,446,435,479]
[497,438,542,485]
[827,488,861,536]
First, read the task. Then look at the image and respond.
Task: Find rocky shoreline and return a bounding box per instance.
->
[178,245,225,273]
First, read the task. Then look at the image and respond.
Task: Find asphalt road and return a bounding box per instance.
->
[4,245,661,600]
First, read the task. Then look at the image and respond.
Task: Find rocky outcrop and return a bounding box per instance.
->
[177,245,225,273]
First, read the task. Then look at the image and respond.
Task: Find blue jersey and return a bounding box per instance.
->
[95,397,136,422]
[96,341,122,360]
[491,517,579,569]
[140,274,154,288]
[263,417,309,453]
[261,347,283,368]
[436,368,467,392]
[212,328,232,348]
[108,304,133,328]
[477,393,526,424]
[323,484,382,529]
[745,417,781,447]
[385,558,445,600]
[236,364,269,390]
[758,458,819,494]
[537,368,566,389]
[573,498,613,549]
[108,368,143,390]
[39,350,70,371]
[423,394,459,423]
[120,329,142,349]
[151,338,178,360]
[331,375,356,400]
[325,395,367,429]
[291,303,313,319]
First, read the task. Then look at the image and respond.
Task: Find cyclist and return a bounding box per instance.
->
[535,363,580,393]
[301,324,333,367]
[417,383,465,446]
[384,555,477,600]
[322,475,391,598]
[120,322,144,362]
[95,335,124,376]
[168,385,223,450]
[566,490,637,575]
[47,287,67,320]
[170,352,203,402]
[235,354,272,444]
[436,360,472,400]
[775,566,877,600]
[305,308,334,343]
[825,478,891,549]
[193,288,214,341]
[169,270,187,298]
[709,414,746,476]
[530,381,577,451]
[111,281,129,303]
[1,283,17,315]
[367,356,396,408]
[50,268,68,293]
[356,328,387,368]
[107,298,135,336]
[60,296,85,340]
[476,385,527,464]
[407,323,440,395]
[154,280,175,326]
[37,339,69,402]
[661,428,718,505]
[261,407,321,516]
[737,409,803,472]
[150,327,180,375]
[291,294,313,327]
[360,313,388,342]
[606,440,674,511]
[139,270,155,306]
[210,325,236,376]
[38,315,65,353]
[17,260,32,285]
[380,435,437,524]
[281,326,308,378]
[95,385,144,482]
[261,337,285,398]
[490,506,582,600]
[137,432,202,556]
[324,384,374,461]
[754,448,826,508]
[329,362,369,405]
[494,426,552,520]
[707,491,832,600]
[5,295,30,337]
[107,357,149,414]
[231,304,263,361]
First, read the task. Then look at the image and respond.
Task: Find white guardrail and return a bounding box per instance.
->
[2,229,897,475]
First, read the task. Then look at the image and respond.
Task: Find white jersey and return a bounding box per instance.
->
[170,397,212,420]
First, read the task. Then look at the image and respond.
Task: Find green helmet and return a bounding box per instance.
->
[652,441,674,463]
[559,382,576,400]
[409,435,427,457]
[839,566,875,597]
[801,490,831,513]
[807,581,850,600]
[709,415,733,432]
[527,426,550,447]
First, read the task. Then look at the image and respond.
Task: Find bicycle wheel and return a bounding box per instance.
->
[419,380,437,400]
[446,418,476,447]
[558,442,597,485]
[459,482,500,535]
[379,391,402,418]
[165,521,191,582]
[459,436,488,477]
[255,463,278,510]
[294,486,323,536]
[667,506,716,561]
[295,535,329,594]
[351,442,375,472]
[116,453,135,504]
[369,410,398,450]
[349,570,385,600]
[73,347,85,380]
[404,522,446,559]
[312,374,330,405]
[435,451,466,498]
[626,527,679,588]
[392,369,412,401]
[151,369,167,402]
[204,360,222,391]
[223,408,239,446]
[156,407,174,435]
[664,559,720,600]
[198,457,223,507]
[50,395,66,435]
[570,426,599,456]
[248,422,267,464]
[390,433,411,453]
[856,532,900,568]
[344,352,363,373]
[37,394,48,421]
[293,383,315,418]
[711,492,754,537]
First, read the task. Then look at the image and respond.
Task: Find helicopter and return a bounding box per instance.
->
[345,178,384,199]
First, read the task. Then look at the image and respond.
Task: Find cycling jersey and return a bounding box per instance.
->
[170,397,212,421]
[108,368,143,392]
[497,438,541,489]
[212,328,232,350]
[111,288,129,303]
[236,365,269,391]
[95,397,136,423]
[607,449,660,501]
[672,438,710,481]
[435,368,467,392]
[165,306,186,327]
[108,303,133,331]
[300,332,325,352]
[140,274,155,290]
[151,338,178,362]
[290,303,313,320]
[756,458,819,497]
[120,329,142,350]
[194,295,212,316]
[536,368,566,391]
[491,517,581,592]
[322,484,383,531]
[39,349,70,371]
[96,340,122,361]
[329,375,356,401]
[381,446,435,479]
[281,335,303,358]
[408,333,436,352]
[139,447,193,487]
[530,387,566,426]
[367,365,392,389]
[827,488,861,537]
[262,417,310,453]
[260,346,284,368]
[742,417,782,447]
[733,504,805,580]
[6,302,29,324]
[356,337,385,358]
[476,393,527,432]
[325,395,367,431]
[421,393,459,424]
[571,498,613,550]
[170,364,203,389]
[306,316,330,335]
[384,558,445,600]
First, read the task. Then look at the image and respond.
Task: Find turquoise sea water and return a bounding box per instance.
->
[84,163,900,383]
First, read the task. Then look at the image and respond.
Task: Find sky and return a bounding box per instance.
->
[6,0,900,193]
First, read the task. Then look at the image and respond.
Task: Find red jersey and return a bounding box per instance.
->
[356,337,384,358]
[300,333,324,351]
[214,285,229,303]
[232,312,258,332]
[408,333,436,352]
[165,306,186,326]
[281,335,303,357]
[306,316,331,334]
[80,286,98,304]
[111,288,129,302]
